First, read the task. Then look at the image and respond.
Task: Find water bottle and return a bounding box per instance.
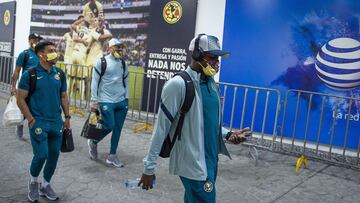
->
[125,178,156,189]
[124,178,140,189]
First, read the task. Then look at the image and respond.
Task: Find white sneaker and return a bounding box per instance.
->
[39,184,59,201]
[28,181,39,202]
[88,139,98,160]
[106,154,124,168]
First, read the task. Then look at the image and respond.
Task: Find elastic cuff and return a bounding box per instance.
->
[143,168,155,176]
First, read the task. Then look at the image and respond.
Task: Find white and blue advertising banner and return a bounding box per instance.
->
[221,0,360,149]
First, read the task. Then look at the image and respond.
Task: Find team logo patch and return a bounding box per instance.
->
[204,180,213,193]
[102,105,108,111]
[3,10,10,26]
[55,73,60,80]
[163,1,182,24]
[35,128,42,135]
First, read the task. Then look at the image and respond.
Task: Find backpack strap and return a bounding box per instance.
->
[23,50,29,68]
[95,56,107,96]
[171,71,195,144]
[27,67,65,104]
[100,57,107,78]
[28,68,37,95]
[94,57,126,96]
[121,59,127,88]
[26,68,37,104]
[159,71,195,158]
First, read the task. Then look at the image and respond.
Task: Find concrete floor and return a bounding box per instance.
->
[0,94,359,203]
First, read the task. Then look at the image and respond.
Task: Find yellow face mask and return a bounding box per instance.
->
[113,51,121,59]
[31,43,37,49]
[46,52,58,61]
[199,62,217,77]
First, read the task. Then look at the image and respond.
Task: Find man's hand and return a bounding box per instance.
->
[28,118,36,128]
[138,174,156,190]
[227,127,252,144]
[10,86,16,95]
[64,118,70,129]
[90,103,98,111]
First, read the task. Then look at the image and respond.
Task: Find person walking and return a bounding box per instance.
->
[16,41,70,202]
[11,33,43,138]
[88,38,129,168]
[139,34,251,203]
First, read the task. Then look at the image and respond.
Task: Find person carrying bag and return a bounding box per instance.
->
[2,95,23,127]
[80,109,105,141]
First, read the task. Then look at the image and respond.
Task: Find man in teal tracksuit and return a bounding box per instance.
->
[17,41,70,202]
[88,38,129,167]
[139,34,251,202]
[11,33,43,138]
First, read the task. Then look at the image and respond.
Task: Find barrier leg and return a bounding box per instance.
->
[248,146,259,166]
[133,122,153,133]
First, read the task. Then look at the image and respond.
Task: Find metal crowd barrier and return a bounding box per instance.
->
[57,62,92,116]
[277,89,360,170]
[0,56,15,93]
[127,71,163,133]
[2,55,360,170]
[217,82,281,165]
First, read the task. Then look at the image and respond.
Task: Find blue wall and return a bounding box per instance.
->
[221,0,360,148]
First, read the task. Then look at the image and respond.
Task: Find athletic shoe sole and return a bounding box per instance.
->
[27,182,38,202]
[105,159,124,168]
[28,193,38,202]
[39,190,59,201]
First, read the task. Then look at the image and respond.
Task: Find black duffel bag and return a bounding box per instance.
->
[80,111,105,142]
[61,128,74,153]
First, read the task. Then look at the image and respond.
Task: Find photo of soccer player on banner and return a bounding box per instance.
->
[30,0,149,103]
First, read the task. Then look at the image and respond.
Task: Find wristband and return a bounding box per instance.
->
[65,115,71,119]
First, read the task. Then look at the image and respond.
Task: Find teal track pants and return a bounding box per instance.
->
[29,119,63,182]
[179,176,216,203]
[95,99,128,154]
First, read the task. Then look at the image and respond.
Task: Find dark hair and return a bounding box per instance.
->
[35,41,55,54]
